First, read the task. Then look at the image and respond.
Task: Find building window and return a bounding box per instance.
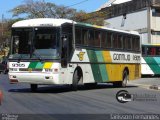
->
[152,8,160,17]
[151,31,160,35]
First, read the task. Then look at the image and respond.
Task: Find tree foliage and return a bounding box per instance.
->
[9,0,105,25]
[9,0,78,19]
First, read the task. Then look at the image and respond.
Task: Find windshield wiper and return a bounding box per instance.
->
[32,51,44,62]
[17,54,23,63]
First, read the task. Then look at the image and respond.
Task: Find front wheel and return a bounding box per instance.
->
[71,71,79,91]
[30,84,38,92]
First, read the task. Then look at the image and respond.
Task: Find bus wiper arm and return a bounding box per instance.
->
[32,52,44,62]
[18,54,23,63]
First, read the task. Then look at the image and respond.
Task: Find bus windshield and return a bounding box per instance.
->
[10,27,60,60]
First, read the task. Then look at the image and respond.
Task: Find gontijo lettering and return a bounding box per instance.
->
[113,53,130,61]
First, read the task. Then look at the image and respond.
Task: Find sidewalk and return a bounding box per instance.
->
[128,78,160,90]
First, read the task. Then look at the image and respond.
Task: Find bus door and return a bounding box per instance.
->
[61,23,73,68]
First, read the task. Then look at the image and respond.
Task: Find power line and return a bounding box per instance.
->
[65,0,90,8]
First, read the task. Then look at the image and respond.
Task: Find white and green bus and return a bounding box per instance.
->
[8,18,141,91]
[142,44,160,76]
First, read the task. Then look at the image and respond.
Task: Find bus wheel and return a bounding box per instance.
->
[113,71,128,87]
[71,70,79,91]
[30,84,38,92]
[122,71,128,87]
[84,83,97,89]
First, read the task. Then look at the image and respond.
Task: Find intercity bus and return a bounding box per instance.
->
[142,44,160,76]
[8,18,141,91]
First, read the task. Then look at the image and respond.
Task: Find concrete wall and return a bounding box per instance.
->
[105,10,148,31]
[151,17,160,31]
[105,9,149,44]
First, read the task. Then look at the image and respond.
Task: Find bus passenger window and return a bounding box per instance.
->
[106,32,112,48]
[113,34,118,49]
[156,47,160,55]
[88,30,94,46]
[128,37,132,50]
[142,46,146,56]
[82,29,88,46]
[147,47,156,55]
[124,36,132,50]
[75,28,82,44]
[132,37,140,51]
[101,32,107,48]
[117,35,123,49]
[95,31,101,47]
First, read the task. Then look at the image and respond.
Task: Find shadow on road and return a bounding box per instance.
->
[8,84,138,94]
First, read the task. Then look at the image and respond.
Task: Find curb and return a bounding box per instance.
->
[128,83,160,91]
[149,85,160,90]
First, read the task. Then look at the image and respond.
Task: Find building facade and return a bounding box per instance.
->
[98,0,160,44]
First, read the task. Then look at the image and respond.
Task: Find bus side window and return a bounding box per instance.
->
[124,36,132,50]
[75,27,82,45]
[82,29,88,46]
[101,31,107,48]
[106,32,112,48]
[132,37,140,51]
[136,37,140,51]
[156,47,160,55]
[132,37,136,51]
[88,30,94,46]
[113,33,118,49]
[142,46,146,56]
[95,31,101,47]
[128,37,132,50]
[147,47,156,55]
[117,35,123,49]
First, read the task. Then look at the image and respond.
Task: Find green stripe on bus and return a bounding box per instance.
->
[87,50,103,82]
[95,51,109,82]
[28,62,38,69]
[35,62,44,69]
[144,57,160,74]
[154,57,160,64]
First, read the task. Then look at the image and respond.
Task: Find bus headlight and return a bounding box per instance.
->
[44,69,53,72]
[9,68,18,72]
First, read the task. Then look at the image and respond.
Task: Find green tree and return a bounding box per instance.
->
[9,0,78,19]
[9,0,105,25]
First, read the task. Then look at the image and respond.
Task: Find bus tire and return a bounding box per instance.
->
[113,71,128,87]
[71,70,79,91]
[30,84,38,92]
[122,71,128,87]
[84,83,97,88]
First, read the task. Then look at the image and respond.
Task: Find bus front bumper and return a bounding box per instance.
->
[8,73,60,85]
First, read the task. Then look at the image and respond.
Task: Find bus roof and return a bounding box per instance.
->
[12,18,74,28]
[142,44,160,46]
[12,18,139,36]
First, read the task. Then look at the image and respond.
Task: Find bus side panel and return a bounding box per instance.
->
[142,57,160,75]
[70,49,95,83]
[87,50,109,83]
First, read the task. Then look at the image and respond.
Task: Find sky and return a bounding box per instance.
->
[0,0,108,19]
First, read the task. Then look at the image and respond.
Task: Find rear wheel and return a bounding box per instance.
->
[122,71,128,87]
[113,71,128,87]
[30,84,38,92]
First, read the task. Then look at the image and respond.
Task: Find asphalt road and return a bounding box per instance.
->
[0,74,160,119]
